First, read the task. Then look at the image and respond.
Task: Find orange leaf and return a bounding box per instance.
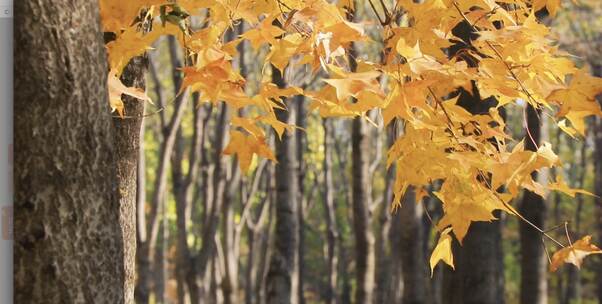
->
[550,236,602,272]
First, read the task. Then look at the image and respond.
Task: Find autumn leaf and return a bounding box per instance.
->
[223,130,276,172]
[430,227,454,276]
[548,69,602,135]
[548,175,595,198]
[533,0,561,17]
[108,71,152,117]
[550,236,602,272]
[323,66,382,102]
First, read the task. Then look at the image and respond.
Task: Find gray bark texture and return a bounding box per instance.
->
[14,0,134,302]
[114,56,146,304]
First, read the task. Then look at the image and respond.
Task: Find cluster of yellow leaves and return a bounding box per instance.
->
[99,0,602,273]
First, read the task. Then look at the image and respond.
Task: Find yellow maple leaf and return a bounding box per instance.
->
[223,130,276,172]
[548,69,602,135]
[435,170,510,243]
[108,71,152,117]
[550,236,602,272]
[323,67,382,102]
[548,174,595,198]
[533,0,561,17]
[240,15,285,50]
[430,227,454,275]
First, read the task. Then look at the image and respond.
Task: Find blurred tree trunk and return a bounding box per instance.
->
[518,105,548,304]
[596,120,602,304]
[244,170,271,304]
[591,65,602,304]
[442,93,504,303]
[194,102,230,303]
[443,217,505,304]
[427,193,444,304]
[14,0,134,302]
[563,142,586,304]
[221,158,242,304]
[173,95,206,304]
[399,187,428,303]
[322,118,339,304]
[379,123,400,303]
[137,36,189,304]
[332,121,353,304]
[443,20,505,304]
[349,39,376,303]
[222,25,251,303]
[258,174,276,304]
[296,94,307,304]
[153,197,167,303]
[266,65,300,304]
[351,113,375,304]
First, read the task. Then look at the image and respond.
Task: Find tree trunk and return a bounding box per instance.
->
[442,98,504,304]
[114,52,146,304]
[194,102,230,303]
[14,0,133,302]
[518,105,548,304]
[591,65,602,304]
[266,65,300,304]
[221,163,241,304]
[443,219,505,304]
[398,187,428,303]
[153,199,167,303]
[443,20,505,304]
[296,95,307,304]
[564,139,587,304]
[378,123,399,304]
[351,115,376,304]
[322,118,339,304]
[349,42,376,303]
[137,36,189,304]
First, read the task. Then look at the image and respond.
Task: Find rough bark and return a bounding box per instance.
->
[14,0,131,302]
[266,66,300,304]
[518,105,548,304]
[114,53,146,304]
